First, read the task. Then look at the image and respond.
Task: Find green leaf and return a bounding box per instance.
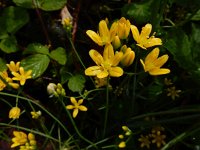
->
[0,36,19,53]
[23,43,49,55]
[13,0,67,11]
[1,6,29,33]
[60,67,72,84]
[50,47,67,65]
[121,0,152,24]
[0,58,7,72]
[21,54,50,79]
[68,74,86,92]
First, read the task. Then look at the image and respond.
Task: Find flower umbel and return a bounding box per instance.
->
[11,131,27,148]
[131,24,162,49]
[66,97,88,118]
[12,67,32,85]
[9,106,21,119]
[85,44,123,78]
[140,48,170,75]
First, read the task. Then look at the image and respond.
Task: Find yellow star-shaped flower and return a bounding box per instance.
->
[85,44,123,78]
[66,97,87,118]
[11,131,27,148]
[12,67,32,85]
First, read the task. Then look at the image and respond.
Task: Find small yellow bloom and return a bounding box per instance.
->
[131,24,162,49]
[85,44,123,78]
[167,86,181,100]
[138,134,151,149]
[120,45,135,67]
[118,134,124,139]
[111,17,131,39]
[12,67,32,85]
[86,20,115,46]
[112,35,121,49]
[11,131,27,148]
[31,111,42,119]
[9,106,21,119]
[66,97,88,118]
[140,48,170,75]
[6,61,20,72]
[151,131,166,148]
[118,141,126,148]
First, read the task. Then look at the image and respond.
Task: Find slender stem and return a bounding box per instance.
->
[103,77,110,138]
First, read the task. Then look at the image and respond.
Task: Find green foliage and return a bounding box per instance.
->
[0,58,7,72]
[21,54,50,79]
[68,74,86,92]
[23,43,49,55]
[50,47,67,65]
[0,36,19,53]
[13,0,67,11]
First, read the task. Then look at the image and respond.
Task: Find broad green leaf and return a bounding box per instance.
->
[1,6,29,33]
[23,43,49,55]
[60,67,73,84]
[121,0,152,24]
[164,28,195,70]
[21,54,50,78]
[0,36,19,53]
[68,74,86,92]
[50,47,67,65]
[0,58,7,72]
[13,0,67,11]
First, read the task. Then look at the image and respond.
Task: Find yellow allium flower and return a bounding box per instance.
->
[120,45,135,67]
[167,86,181,100]
[140,48,170,75]
[12,67,32,85]
[11,131,27,148]
[138,134,151,149]
[66,97,88,118]
[118,141,126,148]
[6,61,20,72]
[111,17,131,39]
[86,20,115,46]
[131,24,162,49]
[85,44,123,78]
[151,131,166,148]
[9,106,21,119]
[31,111,42,119]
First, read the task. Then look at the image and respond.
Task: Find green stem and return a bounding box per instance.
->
[103,78,110,138]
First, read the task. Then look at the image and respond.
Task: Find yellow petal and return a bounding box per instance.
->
[85,66,102,76]
[109,67,123,77]
[140,59,146,72]
[145,48,159,64]
[141,24,152,38]
[73,109,79,118]
[86,30,103,46]
[99,20,110,40]
[111,51,123,66]
[154,54,169,68]
[97,70,109,78]
[66,105,74,109]
[149,68,170,75]
[131,25,140,43]
[103,44,114,61]
[89,50,103,65]
[121,50,135,67]
[77,99,83,105]
[144,38,162,48]
[79,105,88,111]
[70,97,77,105]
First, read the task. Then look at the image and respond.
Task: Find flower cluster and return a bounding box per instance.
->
[47,83,66,97]
[138,125,166,149]
[9,106,21,119]
[0,61,32,91]
[118,125,132,148]
[85,17,170,79]
[11,131,37,150]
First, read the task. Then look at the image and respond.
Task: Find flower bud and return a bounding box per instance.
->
[9,107,21,119]
[112,35,121,49]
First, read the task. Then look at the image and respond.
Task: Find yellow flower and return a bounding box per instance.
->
[66,97,88,118]
[6,61,20,72]
[111,17,131,39]
[86,20,115,46]
[140,48,170,75]
[151,131,166,148]
[0,70,19,89]
[31,111,42,119]
[138,134,151,149]
[9,106,21,119]
[11,131,27,148]
[85,44,123,78]
[131,24,162,49]
[118,141,126,148]
[112,35,121,49]
[120,45,135,67]
[12,67,32,85]
[167,86,181,100]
